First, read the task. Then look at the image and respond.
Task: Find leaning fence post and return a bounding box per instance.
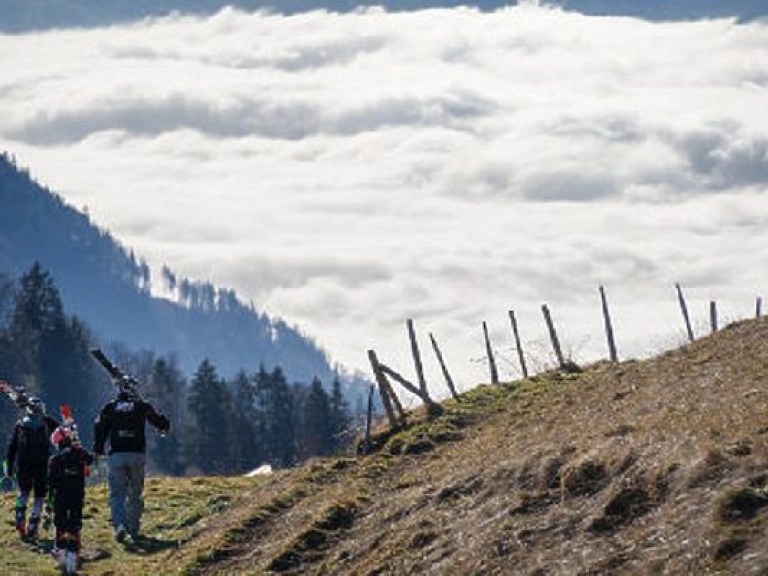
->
[541,304,566,369]
[367,349,399,429]
[599,285,619,363]
[508,310,528,378]
[675,283,695,342]
[429,333,460,401]
[406,319,428,398]
[482,321,499,384]
[710,300,718,333]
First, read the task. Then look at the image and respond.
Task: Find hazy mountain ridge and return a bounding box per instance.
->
[0,0,765,33]
[0,151,359,387]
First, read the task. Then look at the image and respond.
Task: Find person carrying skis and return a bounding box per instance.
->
[93,377,170,542]
[5,396,59,540]
[48,422,93,565]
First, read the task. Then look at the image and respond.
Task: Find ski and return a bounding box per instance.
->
[0,379,31,410]
[89,348,143,399]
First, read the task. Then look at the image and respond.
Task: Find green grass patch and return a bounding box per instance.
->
[0,474,261,574]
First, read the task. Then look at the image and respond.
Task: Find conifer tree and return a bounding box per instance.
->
[185,359,234,475]
[303,376,332,457]
[230,370,261,473]
[7,263,101,436]
[256,367,296,468]
[9,262,67,396]
[147,356,185,475]
[329,374,352,452]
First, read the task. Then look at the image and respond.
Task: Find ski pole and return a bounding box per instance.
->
[43,493,54,531]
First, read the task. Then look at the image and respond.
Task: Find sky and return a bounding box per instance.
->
[1,4,767,398]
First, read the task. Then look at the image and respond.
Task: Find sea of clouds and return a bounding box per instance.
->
[1,4,767,395]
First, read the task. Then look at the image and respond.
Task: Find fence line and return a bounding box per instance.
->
[365,284,765,438]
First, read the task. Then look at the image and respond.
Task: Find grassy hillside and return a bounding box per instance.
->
[3,317,768,574]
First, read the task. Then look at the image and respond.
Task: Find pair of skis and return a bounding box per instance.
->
[1,348,143,409]
[90,348,144,400]
[0,379,31,411]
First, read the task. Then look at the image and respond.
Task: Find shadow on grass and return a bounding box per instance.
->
[123,534,179,555]
[81,548,112,564]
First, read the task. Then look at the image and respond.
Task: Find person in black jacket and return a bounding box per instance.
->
[48,424,93,560]
[5,397,59,540]
[93,378,170,542]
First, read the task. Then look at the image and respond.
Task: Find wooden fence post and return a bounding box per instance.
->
[482,321,499,384]
[541,304,566,369]
[429,333,460,401]
[508,310,528,379]
[406,319,428,398]
[757,297,762,318]
[362,384,374,455]
[367,349,403,429]
[599,285,619,363]
[675,283,695,342]
[710,300,718,333]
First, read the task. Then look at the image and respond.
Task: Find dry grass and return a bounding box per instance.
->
[3,317,768,574]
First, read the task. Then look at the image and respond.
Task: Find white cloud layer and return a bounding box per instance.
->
[1,5,768,395]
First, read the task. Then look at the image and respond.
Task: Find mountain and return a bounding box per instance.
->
[0,0,764,33]
[0,151,364,389]
[4,313,768,573]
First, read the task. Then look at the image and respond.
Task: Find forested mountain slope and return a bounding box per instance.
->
[0,152,349,386]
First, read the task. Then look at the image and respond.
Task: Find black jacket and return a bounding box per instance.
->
[48,444,94,500]
[93,396,170,455]
[6,413,59,470]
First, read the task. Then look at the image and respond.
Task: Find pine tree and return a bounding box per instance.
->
[230,370,261,473]
[8,263,101,438]
[9,262,67,396]
[184,359,234,475]
[329,374,352,453]
[256,367,296,468]
[147,356,185,475]
[303,377,332,457]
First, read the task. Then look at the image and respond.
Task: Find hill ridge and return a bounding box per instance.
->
[147,316,768,575]
[3,315,766,574]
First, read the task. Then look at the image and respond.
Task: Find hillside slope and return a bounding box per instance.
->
[0,152,348,385]
[3,316,767,575]
[147,316,768,575]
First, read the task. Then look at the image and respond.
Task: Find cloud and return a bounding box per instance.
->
[5,90,493,145]
[674,129,768,189]
[1,5,768,391]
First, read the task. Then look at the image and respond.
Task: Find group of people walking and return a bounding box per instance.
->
[3,376,170,561]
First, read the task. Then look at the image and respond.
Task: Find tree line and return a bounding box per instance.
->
[0,263,356,476]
